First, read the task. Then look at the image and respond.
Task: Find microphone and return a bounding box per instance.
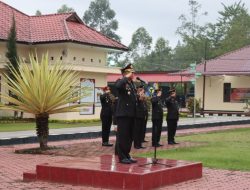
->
[136,77,148,84]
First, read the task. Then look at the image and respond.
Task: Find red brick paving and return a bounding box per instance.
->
[1,124,250,190]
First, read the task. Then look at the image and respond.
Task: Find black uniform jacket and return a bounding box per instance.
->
[151,96,163,120]
[115,77,137,117]
[165,96,179,120]
[136,99,148,119]
[100,93,113,116]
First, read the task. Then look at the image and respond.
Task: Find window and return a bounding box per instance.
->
[60,56,63,60]
[99,59,101,63]
[50,57,54,60]
[73,57,76,61]
[91,59,93,62]
[223,83,231,102]
[82,58,85,62]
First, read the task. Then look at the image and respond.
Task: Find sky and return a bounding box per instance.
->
[2,0,250,48]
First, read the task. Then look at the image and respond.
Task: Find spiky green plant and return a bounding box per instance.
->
[0,54,89,150]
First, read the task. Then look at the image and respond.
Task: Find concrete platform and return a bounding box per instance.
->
[23,155,202,189]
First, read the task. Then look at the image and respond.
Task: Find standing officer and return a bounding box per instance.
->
[141,94,148,143]
[165,88,179,145]
[151,88,163,147]
[134,85,147,149]
[115,63,137,164]
[100,86,113,146]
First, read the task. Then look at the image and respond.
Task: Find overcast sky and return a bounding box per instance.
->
[2,0,250,48]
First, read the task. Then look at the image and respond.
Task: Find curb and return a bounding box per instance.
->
[1,119,250,146]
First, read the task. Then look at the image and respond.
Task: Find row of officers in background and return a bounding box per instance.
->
[100,64,179,164]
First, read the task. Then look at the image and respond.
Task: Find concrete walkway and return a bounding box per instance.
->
[1,116,250,140]
[1,124,250,190]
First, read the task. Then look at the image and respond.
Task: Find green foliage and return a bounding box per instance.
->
[83,0,120,41]
[5,16,18,80]
[208,1,250,57]
[187,97,200,113]
[0,53,89,149]
[139,128,250,171]
[0,120,101,132]
[57,4,75,13]
[83,0,121,66]
[35,10,42,16]
[128,27,152,61]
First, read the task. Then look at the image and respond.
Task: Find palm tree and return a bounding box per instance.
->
[0,53,88,150]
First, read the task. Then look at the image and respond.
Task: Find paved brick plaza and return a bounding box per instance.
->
[1,125,250,190]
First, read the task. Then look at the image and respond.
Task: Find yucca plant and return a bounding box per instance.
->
[0,53,88,150]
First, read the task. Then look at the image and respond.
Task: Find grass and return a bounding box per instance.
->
[140,128,250,171]
[0,121,101,132]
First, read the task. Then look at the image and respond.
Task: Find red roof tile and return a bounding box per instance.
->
[175,45,250,76]
[0,1,128,51]
[196,45,250,75]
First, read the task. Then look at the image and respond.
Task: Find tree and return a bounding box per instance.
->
[83,0,120,41]
[208,1,250,57]
[5,17,19,118]
[83,0,121,66]
[128,27,152,64]
[57,4,75,13]
[6,17,18,80]
[177,0,207,39]
[154,37,171,54]
[175,0,209,65]
[35,10,42,16]
[0,54,88,150]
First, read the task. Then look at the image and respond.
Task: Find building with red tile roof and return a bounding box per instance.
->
[179,45,250,113]
[0,1,128,120]
[0,1,128,51]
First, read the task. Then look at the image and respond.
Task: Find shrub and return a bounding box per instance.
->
[187,97,201,114]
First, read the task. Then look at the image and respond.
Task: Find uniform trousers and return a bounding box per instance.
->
[116,116,135,160]
[141,115,148,142]
[101,115,112,143]
[167,119,178,143]
[134,118,144,148]
[152,118,163,146]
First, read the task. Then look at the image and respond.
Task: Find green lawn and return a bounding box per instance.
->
[0,121,101,132]
[140,128,250,171]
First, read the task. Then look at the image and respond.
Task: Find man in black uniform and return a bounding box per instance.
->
[165,88,179,145]
[141,95,148,143]
[134,85,147,149]
[151,89,163,147]
[115,63,137,164]
[100,86,113,146]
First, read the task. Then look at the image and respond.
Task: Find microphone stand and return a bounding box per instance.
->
[139,105,171,168]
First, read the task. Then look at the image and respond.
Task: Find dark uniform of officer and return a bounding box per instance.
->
[141,99,148,143]
[112,96,119,155]
[115,64,137,164]
[165,88,179,145]
[134,85,147,149]
[151,89,163,147]
[100,86,113,146]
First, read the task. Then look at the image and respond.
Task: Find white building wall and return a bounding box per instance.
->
[196,75,250,111]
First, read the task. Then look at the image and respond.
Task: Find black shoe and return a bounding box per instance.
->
[142,140,148,143]
[168,142,175,145]
[173,141,179,144]
[119,158,131,164]
[140,146,146,149]
[102,142,113,147]
[134,146,141,149]
[129,158,137,163]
